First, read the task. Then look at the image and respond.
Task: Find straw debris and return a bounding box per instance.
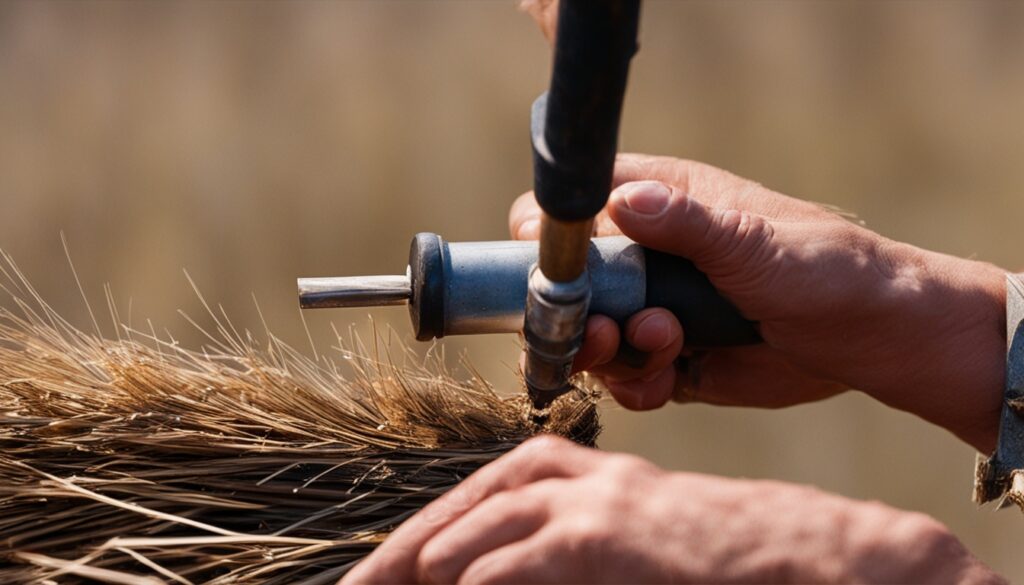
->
[0,253,600,584]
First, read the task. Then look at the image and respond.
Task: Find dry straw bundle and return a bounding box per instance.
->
[0,253,600,584]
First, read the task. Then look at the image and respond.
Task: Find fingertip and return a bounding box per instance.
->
[572,315,619,374]
[509,192,542,240]
[614,181,672,216]
[582,310,682,383]
[606,181,695,255]
[606,366,676,411]
[611,153,651,186]
[516,219,540,240]
[625,308,682,353]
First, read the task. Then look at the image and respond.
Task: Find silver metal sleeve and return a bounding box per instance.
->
[522,266,590,398]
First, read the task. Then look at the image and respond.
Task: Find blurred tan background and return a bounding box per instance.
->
[2,0,1023,577]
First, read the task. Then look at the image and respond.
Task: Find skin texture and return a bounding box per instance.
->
[343,436,1003,585]
[510,155,1006,455]
[518,0,1005,455]
[341,2,1010,582]
[343,156,1008,583]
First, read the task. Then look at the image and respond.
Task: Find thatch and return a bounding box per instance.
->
[0,253,600,584]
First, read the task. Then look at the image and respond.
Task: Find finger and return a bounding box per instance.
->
[570,315,619,374]
[457,534,572,585]
[509,191,621,240]
[518,0,559,43]
[591,206,623,237]
[416,485,553,584]
[607,180,775,271]
[613,153,677,189]
[586,308,683,382]
[509,192,542,240]
[613,153,833,221]
[606,363,676,411]
[677,345,846,409]
[341,436,597,584]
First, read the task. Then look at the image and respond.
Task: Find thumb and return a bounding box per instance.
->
[607,180,773,271]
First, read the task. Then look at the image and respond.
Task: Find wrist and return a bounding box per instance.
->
[865,237,1005,452]
[731,482,985,582]
[840,502,1001,584]
[674,476,1000,583]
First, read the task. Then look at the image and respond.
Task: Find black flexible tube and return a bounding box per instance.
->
[531,0,641,223]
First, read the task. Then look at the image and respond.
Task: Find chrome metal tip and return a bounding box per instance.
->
[297,275,411,309]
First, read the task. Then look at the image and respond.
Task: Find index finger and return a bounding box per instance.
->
[340,435,598,584]
[509,191,543,240]
[519,0,559,42]
[508,191,622,240]
[509,154,699,242]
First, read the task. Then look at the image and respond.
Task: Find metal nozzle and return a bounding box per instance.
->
[297,274,411,309]
[520,215,595,411]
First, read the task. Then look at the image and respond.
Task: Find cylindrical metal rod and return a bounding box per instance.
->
[297,275,411,309]
[538,215,594,282]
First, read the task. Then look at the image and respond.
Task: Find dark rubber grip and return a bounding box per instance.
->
[643,248,761,348]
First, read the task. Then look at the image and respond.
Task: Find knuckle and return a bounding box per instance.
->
[562,514,614,558]
[508,192,540,233]
[417,538,457,584]
[700,210,780,296]
[421,480,480,525]
[713,209,774,264]
[603,452,660,479]
[520,433,572,455]
[903,512,960,553]
[486,489,536,517]
[512,435,575,470]
[505,434,591,479]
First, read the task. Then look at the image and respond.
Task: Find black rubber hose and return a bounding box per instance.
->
[532,0,641,222]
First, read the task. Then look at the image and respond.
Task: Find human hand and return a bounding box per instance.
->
[519,0,558,42]
[341,435,999,584]
[510,154,1006,453]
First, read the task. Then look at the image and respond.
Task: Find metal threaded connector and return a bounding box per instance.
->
[522,265,591,410]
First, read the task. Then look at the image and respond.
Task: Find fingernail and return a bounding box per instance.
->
[633,313,673,351]
[615,181,670,215]
[517,218,540,239]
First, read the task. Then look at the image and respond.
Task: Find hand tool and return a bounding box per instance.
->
[298,0,761,414]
